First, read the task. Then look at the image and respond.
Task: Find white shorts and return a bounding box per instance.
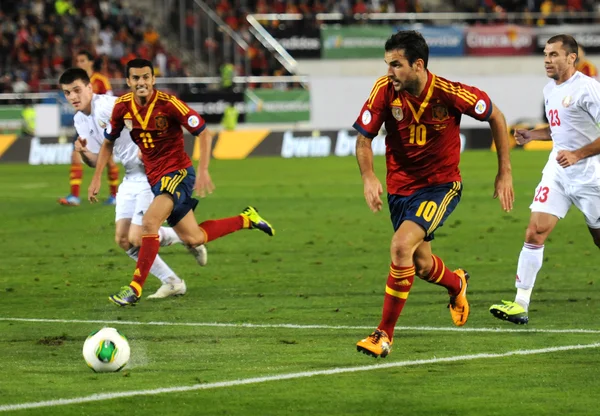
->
[529,175,600,228]
[115,178,154,226]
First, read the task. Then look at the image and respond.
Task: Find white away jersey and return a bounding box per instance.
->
[73,94,145,179]
[543,71,600,185]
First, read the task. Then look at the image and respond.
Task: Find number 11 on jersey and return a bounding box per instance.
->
[140,132,154,148]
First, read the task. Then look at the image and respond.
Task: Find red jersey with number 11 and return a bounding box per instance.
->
[105,89,206,185]
[353,71,492,196]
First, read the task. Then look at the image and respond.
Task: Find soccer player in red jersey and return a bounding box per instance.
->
[575,45,598,78]
[76,50,113,95]
[58,50,119,207]
[353,31,514,358]
[89,58,275,306]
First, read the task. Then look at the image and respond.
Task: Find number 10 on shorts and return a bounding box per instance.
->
[534,186,549,203]
[416,201,438,221]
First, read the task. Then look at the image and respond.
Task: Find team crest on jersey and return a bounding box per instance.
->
[562,96,572,107]
[98,120,107,128]
[432,104,449,121]
[391,107,403,121]
[155,115,168,130]
[124,119,133,130]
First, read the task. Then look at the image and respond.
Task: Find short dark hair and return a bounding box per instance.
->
[59,67,90,85]
[547,34,578,57]
[385,30,429,69]
[77,50,95,61]
[126,58,154,77]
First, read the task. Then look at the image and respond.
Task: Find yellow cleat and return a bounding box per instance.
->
[489,300,529,324]
[241,206,275,236]
[449,269,470,326]
[356,329,392,358]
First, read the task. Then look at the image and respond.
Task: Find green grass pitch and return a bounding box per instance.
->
[0,150,599,415]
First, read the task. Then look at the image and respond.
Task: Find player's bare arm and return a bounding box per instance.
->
[356,133,383,212]
[514,126,552,145]
[74,137,98,167]
[487,104,514,212]
[194,127,215,197]
[88,139,115,203]
[556,136,600,167]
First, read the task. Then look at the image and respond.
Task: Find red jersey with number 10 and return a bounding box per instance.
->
[105,89,206,186]
[353,71,492,196]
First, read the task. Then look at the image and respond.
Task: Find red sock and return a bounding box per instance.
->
[378,264,415,340]
[107,164,119,197]
[130,234,160,295]
[425,255,461,295]
[198,215,249,243]
[69,164,83,197]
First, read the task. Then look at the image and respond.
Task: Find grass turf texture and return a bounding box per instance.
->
[0,151,599,415]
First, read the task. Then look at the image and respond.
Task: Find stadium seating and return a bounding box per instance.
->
[2,0,599,94]
[0,0,187,93]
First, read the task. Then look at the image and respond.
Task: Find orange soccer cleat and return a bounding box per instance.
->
[448,269,470,326]
[356,329,393,358]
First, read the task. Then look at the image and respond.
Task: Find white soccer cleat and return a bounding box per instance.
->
[186,244,208,266]
[147,279,187,299]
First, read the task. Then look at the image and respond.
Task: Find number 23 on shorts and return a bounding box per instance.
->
[534,186,549,203]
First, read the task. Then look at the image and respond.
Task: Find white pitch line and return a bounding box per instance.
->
[1,317,600,334]
[1,342,599,412]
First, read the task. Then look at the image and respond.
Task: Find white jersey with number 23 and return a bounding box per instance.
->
[531,71,600,228]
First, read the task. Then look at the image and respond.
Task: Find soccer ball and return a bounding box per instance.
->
[82,327,130,372]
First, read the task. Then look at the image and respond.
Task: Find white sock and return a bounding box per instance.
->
[126,247,182,284]
[158,227,182,247]
[514,242,544,311]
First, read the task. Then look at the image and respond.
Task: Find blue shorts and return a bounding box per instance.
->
[388,181,462,241]
[151,166,198,227]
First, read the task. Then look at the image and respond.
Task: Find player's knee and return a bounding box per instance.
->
[390,238,413,261]
[592,235,600,249]
[115,234,130,251]
[141,219,160,235]
[524,223,550,245]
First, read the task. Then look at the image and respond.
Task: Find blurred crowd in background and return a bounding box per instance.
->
[1,0,600,94]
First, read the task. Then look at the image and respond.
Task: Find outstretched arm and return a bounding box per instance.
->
[88,139,115,203]
[356,133,383,212]
[487,104,514,212]
[194,127,215,197]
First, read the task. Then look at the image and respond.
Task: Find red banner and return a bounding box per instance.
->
[465,25,535,56]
